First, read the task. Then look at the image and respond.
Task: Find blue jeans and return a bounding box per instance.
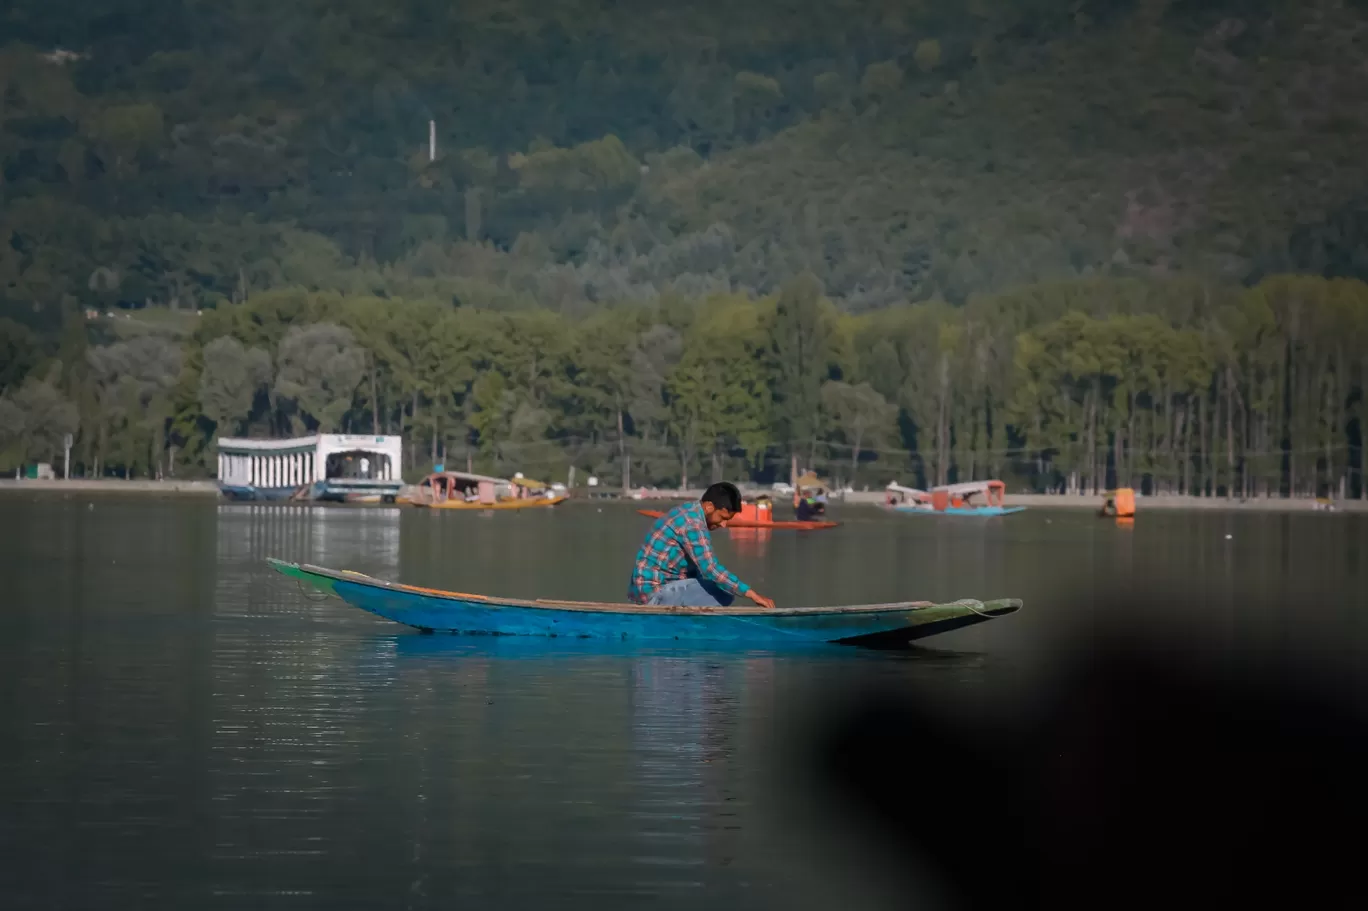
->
[646,578,735,608]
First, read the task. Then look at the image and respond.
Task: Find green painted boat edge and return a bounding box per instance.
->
[268,557,339,594]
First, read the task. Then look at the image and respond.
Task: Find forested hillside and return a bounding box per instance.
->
[2,0,1366,495]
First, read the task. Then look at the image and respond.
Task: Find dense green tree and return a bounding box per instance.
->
[0,397,20,463]
[913,40,943,73]
[624,323,683,484]
[0,377,78,465]
[667,296,772,484]
[198,336,272,436]
[273,323,366,433]
[820,381,897,486]
[84,103,163,181]
[770,272,841,460]
[86,334,183,477]
[859,60,903,100]
[0,318,42,392]
[571,309,644,487]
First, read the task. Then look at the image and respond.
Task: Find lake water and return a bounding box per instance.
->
[1,495,1364,909]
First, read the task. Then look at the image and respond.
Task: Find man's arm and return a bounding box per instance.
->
[680,520,751,600]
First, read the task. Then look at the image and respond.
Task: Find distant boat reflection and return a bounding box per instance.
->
[728,528,772,559]
[215,503,401,579]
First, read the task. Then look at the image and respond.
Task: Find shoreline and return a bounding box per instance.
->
[0,479,220,495]
[947,492,1366,513]
[2,479,1363,513]
[628,488,1367,513]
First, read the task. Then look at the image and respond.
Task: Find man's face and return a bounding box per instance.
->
[702,502,734,529]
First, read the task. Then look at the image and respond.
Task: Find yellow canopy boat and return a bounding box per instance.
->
[398,471,568,510]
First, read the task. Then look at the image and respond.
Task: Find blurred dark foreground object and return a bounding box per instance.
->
[812,628,1368,909]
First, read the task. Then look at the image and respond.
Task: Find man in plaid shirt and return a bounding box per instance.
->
[628,482,777,609]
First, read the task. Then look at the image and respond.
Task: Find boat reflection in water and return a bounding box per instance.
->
[216,502,402,580]
[380,635,789,899]
[728,528,773,559]
[628,652,769,889]
[632,658,708,880]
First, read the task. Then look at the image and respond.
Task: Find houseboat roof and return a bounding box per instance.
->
[217,433,402,454]
[932,480,1006,496]
[422,470,506,485]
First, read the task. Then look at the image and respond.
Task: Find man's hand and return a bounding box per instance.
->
[746,590,777,610]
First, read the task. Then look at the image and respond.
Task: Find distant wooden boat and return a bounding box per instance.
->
[887,480,1025,517]
[883,482,931,508]
[636,508,838,531]
[1100,487,1136,518]
[267,559,1021,647]
[399,471,567,510]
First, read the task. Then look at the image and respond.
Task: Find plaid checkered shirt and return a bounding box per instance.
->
[628,501,750,604]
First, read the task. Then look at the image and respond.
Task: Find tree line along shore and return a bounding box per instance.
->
[3,274,1367,502]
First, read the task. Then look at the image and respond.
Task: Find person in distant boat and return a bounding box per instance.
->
[795,489,826,521]
[628,482,776,609]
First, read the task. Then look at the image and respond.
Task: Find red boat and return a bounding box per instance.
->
[637,499,838,531]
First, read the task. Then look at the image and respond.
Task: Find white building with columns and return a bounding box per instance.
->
[216,434,405,501]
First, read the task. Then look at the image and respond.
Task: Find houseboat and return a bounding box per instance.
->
[216,434,405,502]
[399,471,568,510]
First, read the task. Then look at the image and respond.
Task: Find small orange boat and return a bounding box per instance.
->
[638,497,838,531]
[1100,487,1136,518]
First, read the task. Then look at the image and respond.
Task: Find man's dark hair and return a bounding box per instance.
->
[701,481,742,512]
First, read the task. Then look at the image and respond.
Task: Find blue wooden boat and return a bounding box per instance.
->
[267,559,1021,647]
